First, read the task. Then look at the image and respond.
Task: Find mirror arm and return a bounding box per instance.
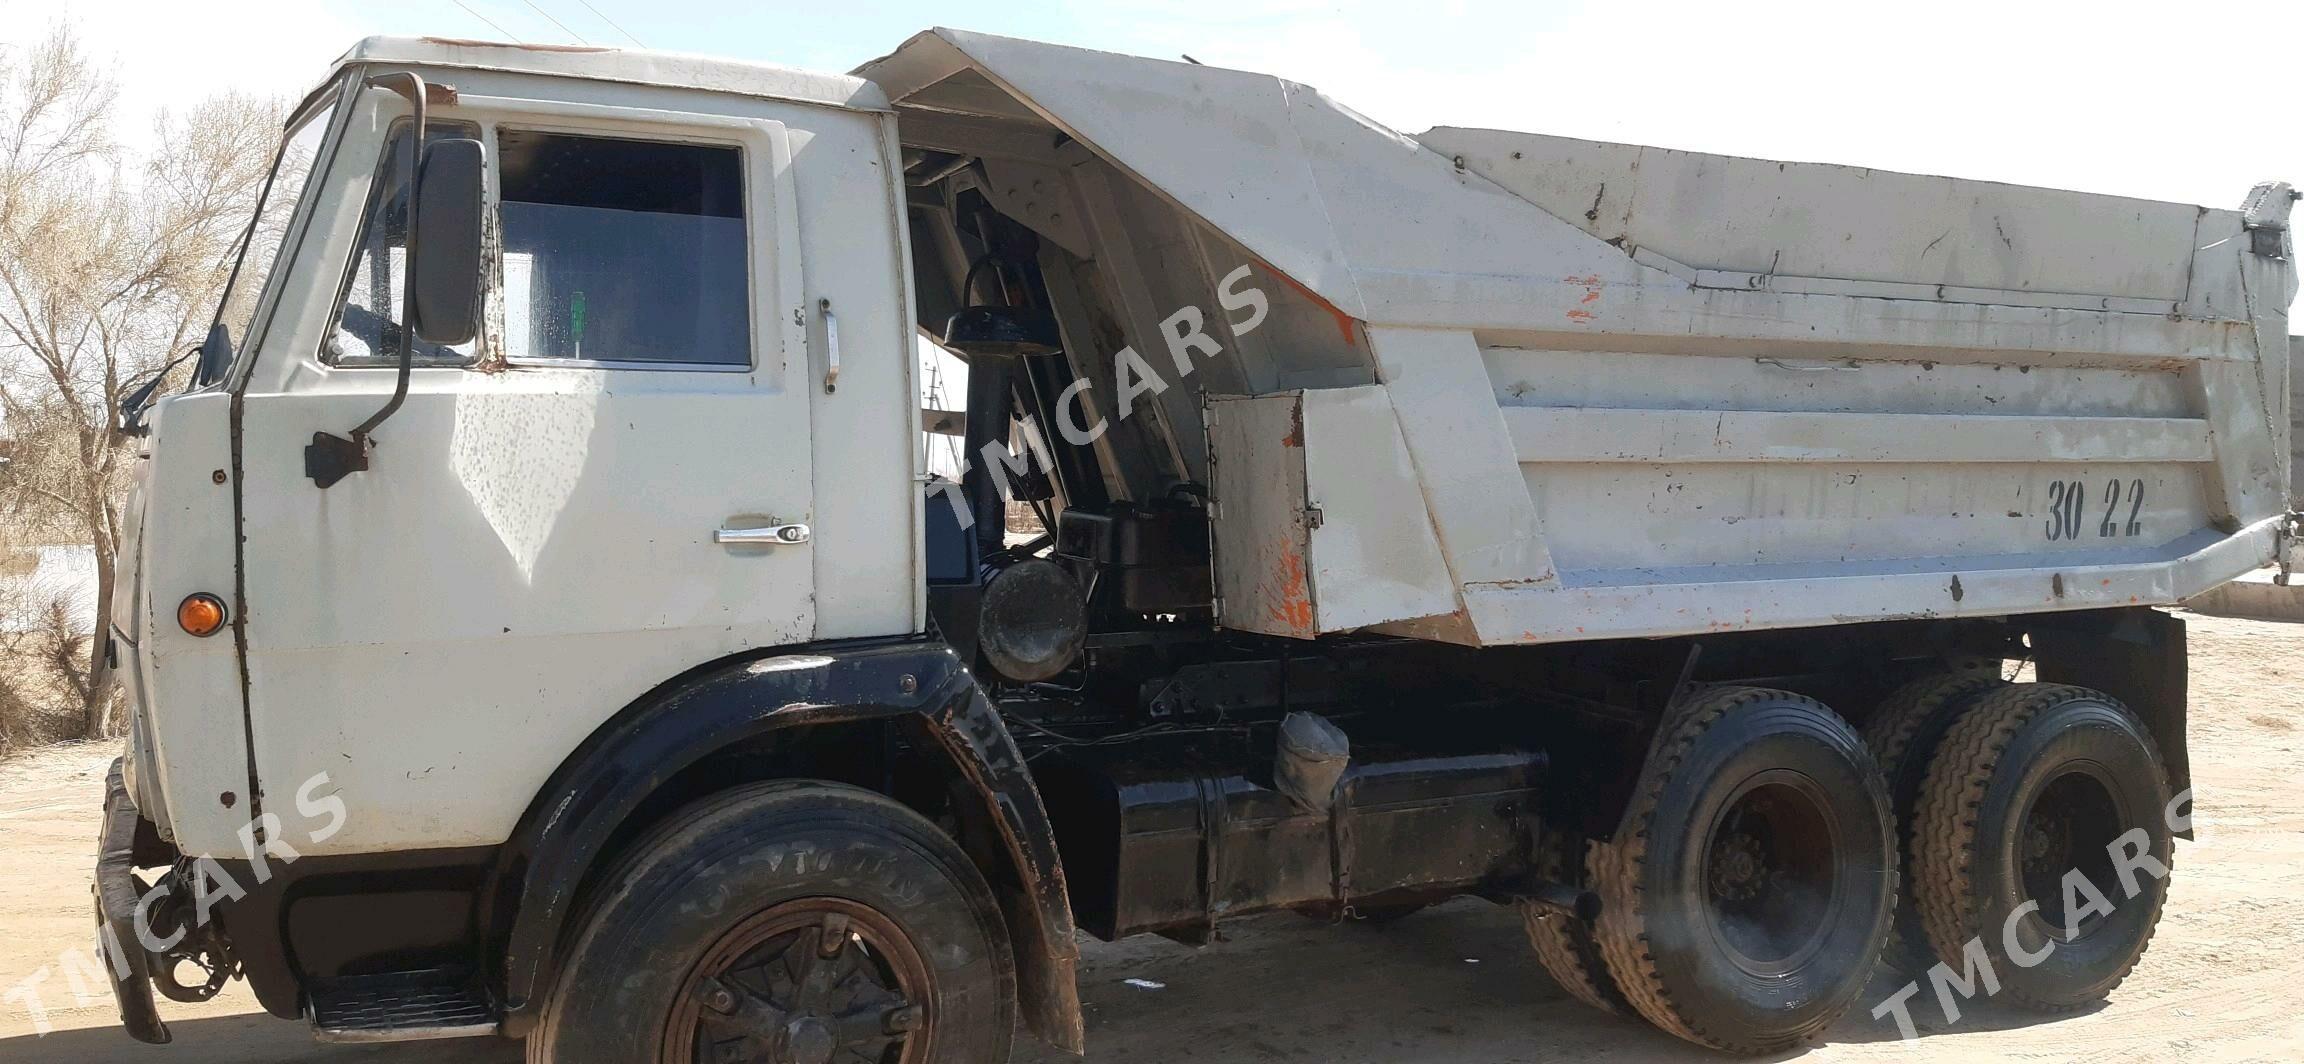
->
[308,71,426,489]
[352,71,427,441]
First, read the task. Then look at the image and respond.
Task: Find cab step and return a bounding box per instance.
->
[309,970,498,1043]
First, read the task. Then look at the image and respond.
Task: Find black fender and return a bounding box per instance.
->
[486,638,1084,1051]
[2030,606,2193,839]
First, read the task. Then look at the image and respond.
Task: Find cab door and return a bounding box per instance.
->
[231,83,818,853]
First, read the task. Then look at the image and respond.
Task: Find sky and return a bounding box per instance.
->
[3,0,2295,212]
[7,0,2292,472]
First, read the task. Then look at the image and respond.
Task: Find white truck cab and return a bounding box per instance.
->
[161,40,917,857]
[108,38,964,1051]
[97,29,2289,1063]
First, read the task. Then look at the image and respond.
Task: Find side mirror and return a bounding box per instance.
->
[191,319,232,387]
[309,74,479,488]
[408,137,484,345]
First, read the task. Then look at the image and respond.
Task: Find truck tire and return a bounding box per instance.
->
[1590,686,1895,1055]
[1860,667,2008,975]
[526,780,1016,1064]
[1522,833,1635,1019]
[1911,684,2172,1012]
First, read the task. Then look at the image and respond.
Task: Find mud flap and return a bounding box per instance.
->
[94,758,170,1044]
[2031,608,2193,839]
[927,683,1086,1054]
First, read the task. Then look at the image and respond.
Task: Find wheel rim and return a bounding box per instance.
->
[1699,771,1841,978]
[2017,764,2126,943]
[663,897,933,1064]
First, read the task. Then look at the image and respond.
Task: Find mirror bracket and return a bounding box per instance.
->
[304,431,369,490]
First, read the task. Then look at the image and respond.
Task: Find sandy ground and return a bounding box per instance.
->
[1,610,2298,1063]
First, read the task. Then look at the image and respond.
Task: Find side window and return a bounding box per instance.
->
[324,119,483,365]
[497,130,749,367]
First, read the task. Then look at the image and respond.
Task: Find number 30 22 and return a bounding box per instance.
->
[2043,477,2145,542]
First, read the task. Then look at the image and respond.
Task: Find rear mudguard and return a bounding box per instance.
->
[2030,607,2193,839]
[486,639,1084,1051]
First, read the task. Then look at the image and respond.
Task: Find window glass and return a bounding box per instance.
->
[210,97,338,373]
[324,119,483,365]
[497,131,749,366]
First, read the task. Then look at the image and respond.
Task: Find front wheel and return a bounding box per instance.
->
[528,781,1017,1064]
[1591,686,1895,1055]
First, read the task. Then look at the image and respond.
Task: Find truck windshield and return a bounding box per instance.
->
[200,93,340,382]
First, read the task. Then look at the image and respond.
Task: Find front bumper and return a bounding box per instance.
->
[94,757,171,1045]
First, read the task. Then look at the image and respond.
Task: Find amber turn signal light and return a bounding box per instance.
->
[177,593,228,638]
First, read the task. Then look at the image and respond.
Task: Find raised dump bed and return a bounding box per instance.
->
[864,30,2298,645]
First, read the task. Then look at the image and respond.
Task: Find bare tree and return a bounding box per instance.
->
[0,28,284,738]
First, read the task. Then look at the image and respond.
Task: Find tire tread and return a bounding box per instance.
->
[1909,683,2168,1012]
[1522,834,1636,1020]
[528,780,1016,1064]
[1861,668,2009,975]
[1590,685,1894,1055]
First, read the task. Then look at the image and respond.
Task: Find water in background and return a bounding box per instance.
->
[1,545,98,633]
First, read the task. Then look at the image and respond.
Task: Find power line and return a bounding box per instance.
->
[449,0,525,43]
[575,0,646,48]
[521,0,591,44]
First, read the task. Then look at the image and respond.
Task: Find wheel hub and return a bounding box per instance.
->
[2023,821,2061,875]
[784,1017,833,1064]
[1709,833,1768,903]
[1698,774,1841,977]
[2019,768,2127,942]
[664,897,932,1064]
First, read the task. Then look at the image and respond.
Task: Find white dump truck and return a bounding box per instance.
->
[96,28,2294,1061]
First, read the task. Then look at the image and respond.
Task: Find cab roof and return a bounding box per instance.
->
[330,36,889,112]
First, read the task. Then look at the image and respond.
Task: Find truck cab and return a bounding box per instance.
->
[99,30,2285,1062]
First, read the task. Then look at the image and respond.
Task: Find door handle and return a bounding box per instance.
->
[715,523,811,546]
[819,297,840,394]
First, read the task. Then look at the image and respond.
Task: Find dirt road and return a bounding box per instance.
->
[3,611,2299,1063]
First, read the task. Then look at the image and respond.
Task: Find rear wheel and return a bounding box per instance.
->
[1591,687,1895,1055]
[1860,666,2009,975]
[528,781,1016,1064]
[1522,831,1636,1020]
[1912,684,2172,1011]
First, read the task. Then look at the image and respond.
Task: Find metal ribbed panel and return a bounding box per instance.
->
[309,972,497,1043]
